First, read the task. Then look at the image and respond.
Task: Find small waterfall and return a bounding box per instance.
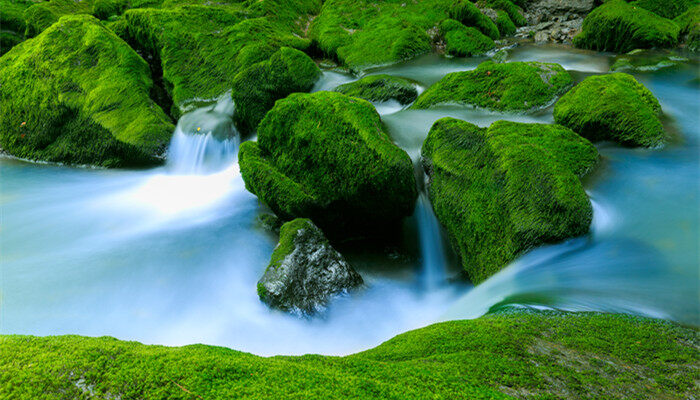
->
[166,95,239,174]
[416,193,448,291]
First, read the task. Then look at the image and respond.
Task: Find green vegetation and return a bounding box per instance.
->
[439,18,495,57]
[231,47,320,135]
[0,0,32,55]
[611,51,687,71]
[2,311,697,399]
[24,0,95,37]
[630,0,699,19]
[494,10,516,37]
[573,0,679,53]
[238,91,417,236]
[334,74,419,104]
[554,73,666,147]
[422,118,597,283]
[0,15,174,167]
[92,0,129,20]
[449,0,500,39]
[413,61,573,111]
[675,5,700,51]
[478,0,527,26]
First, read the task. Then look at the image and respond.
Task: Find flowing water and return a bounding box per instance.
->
[1,45,698,356]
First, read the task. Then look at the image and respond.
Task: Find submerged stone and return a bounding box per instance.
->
[573,0,679,53]
[231,47,320,135]
[238,91,417,235]
[553,73,666,147]
[257,218,363,314]
[0,15,174,167]
[611,52,687,72]
[412,61,573,111]
[422,118,598,284]
[334,74,419,105]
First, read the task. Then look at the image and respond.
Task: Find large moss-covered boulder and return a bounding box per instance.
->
[24,0,95,38]
[239,91,417,234]
[231,47,320,135]
[573,0,679,53]
[0,0,32,55]
[438,18,495,57]
[675,5,700,51]
[422,118,598,283]
[450,0,500,39]
[630,0,698,20]
[0,15,174,167]
[257,218,363,314]
[413,61,573,111]
[334,74,418,105]
[553,73,666,147]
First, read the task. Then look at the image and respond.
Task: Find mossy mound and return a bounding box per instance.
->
[23,0,95,38]
[573,0,679,53]
[2,311,697,399]
[92,0,129,20]
[0,15,174,167]
[231,47,320,135]
[0,0,32,55]
[439,18,496,57]
[238,91,417,235]
[478,0,527,26]
[675,5,700,51]
[553,73,666,147]
[308,0,497,71]
[258,218,363,314]
[422,118,598,283]
[334,74,419,104]
[494,9,517,37]
[413,61,573,111]
[630,0,699,20]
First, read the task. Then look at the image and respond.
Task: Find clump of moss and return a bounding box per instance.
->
[439,18,495,57]
[0,15,174,167]
[93,0,129,19]
[553,73,666,147]
[0,0,32,54]
[478,0,527,26]
[675,5,700,51]
[334,74,419,104]
[23,0,95,37]
[231,47,320,135]
[611,51,687,71]
[413,61,573,111]
[449,0,500,39]
[494,10,516,37]
[630,0,698,19]
[238,91,417,235]
[422,118,598,283]
[573,0,679,53]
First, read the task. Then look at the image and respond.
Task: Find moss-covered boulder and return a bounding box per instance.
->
[630,0,699,20]
[239,91,417,235]
[553,73,666,147]
[92,0,129,20]
[675,5,700,51]
[573,0,679,53]
[450,0,500,39]
[413,61,573,111]
[231,47,320,135]
[494,9,517,37]
[0,0,32,55]
[439,19,496,57]
[422,118,598,283]
[478,0,527,27]
[0,15,174,167]
[334,74,418,105]
[611,52,687,72]
[24,0,95,38]
[257,218,363,314]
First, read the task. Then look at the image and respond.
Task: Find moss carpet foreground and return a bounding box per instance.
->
[1,311,698,399]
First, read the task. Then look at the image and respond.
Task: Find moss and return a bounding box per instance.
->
[1,311,697,399]
[494,9,516,36]
[0,14,174,167]
[0,0,32,53]
[0,31,24,56]
[611,52,687,71]
[422,118,598,283]
[231,47,320,135]
[335,74,418,105]
[123,4,314,111]
[439,18,495,57]
[478,0,527,26]
[630,0,698,19]
[413,61,573,111]
[675,5,700,51]
[92,0,129,19]
[573,0,679,53]
[553,73,666,147]
[238,91,417,235]
[449,0,500,39]
[23,0,95,37]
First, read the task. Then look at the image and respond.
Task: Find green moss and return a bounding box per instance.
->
[630,0,698,19]
[23,0,94,37]
[494,9,516,36]
[1,311,697,399]
[0,14,174,167]
[422,118,598,283]
[0,0,32,50]
[413,61,573,111]
[675,5,700,51]
[0,31,24,56]
[334,74,418,104]
[611,52,687,71]
[478,0,527,26]
[553,73,666,147]
[231,47,320,135]
[93,0,129,19]
[449,0,500,39]
[238,91,417,235]
[573,0,679,53]
[439,18,495,57]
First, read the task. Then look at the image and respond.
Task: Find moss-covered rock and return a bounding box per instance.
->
[92,0,129,19]
[422,118,598,283]
[573,0,679,53]
[258,218,363,314]
[494,9,517,37]
[413,61,573,111]
[450,0,500,39]
[0,0,32,54]
[334,74,419,105]
[231,47,320,135]
[611,52,687,72]
[23,0,95,38]
[675,5,700,51]
[0,14,174,167]
[439,18,496,57]
[478,0,527,26]
[553,73,666,147]
[630,0,698,20]
[239,91,417,235]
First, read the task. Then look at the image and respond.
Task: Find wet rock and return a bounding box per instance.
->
[257,218,363,314]
[515,0,594,44]
[334,74,419,104]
